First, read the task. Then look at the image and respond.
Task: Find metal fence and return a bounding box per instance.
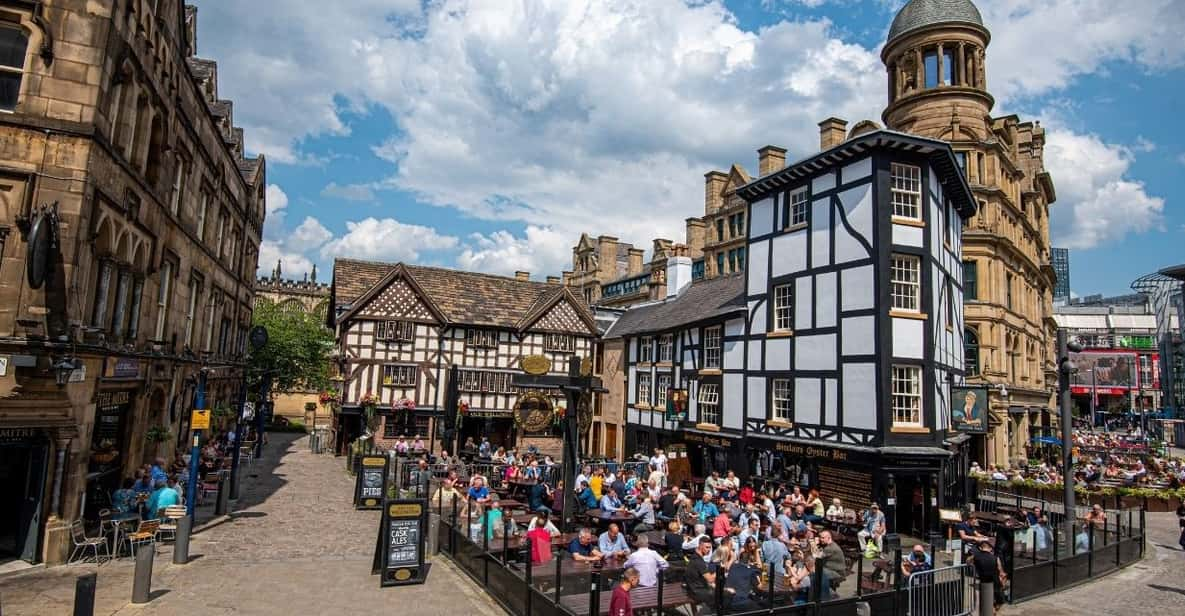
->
[907,564,975,616]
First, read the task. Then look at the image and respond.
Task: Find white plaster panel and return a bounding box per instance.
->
[747,376,766,420]
[811,198,830,268]
[928,165,940,198]
[771,232,807,277]
[725,319,745,337]
[841,316,875,356]
[750,299,767,333]
[840,265,874,311]
[723,338,744,369]
[748,240,769,295]
[795,334,836,371]
[751,198,774,237]
[747,340,763,371]
[627,366,637,404]
[842,156,871,183]
[825,378,837,428]
[835,184,873,264]
[892,223,924,247]
[842,363,877,429]
[796,276,813,330]
[723,373,744,429]
[795,378,821,425]
[765,337,790,371]
[627,408,639,424]
[812,171,836,194]
[892,317,924,359]
[815,272,837,328]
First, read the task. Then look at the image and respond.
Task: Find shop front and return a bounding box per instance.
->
[679,429,743,482]
[624,424,680,460]
[85,389,136,521]
[0,428,50,563]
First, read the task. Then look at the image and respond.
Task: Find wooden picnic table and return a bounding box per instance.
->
[584,508,636,526]
[975,511,1027,530]
[484,532,578,552]
[559,583,692,615]
[498,498,529,512]
[519,555,631,580]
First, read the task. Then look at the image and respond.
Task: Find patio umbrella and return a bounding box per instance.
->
[1031,436,1063,446]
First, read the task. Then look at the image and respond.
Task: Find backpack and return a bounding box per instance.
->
[863,540,881,559]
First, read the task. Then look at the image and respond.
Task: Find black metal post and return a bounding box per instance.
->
[1057,330,1077,516]
[450,495,458,555]
[229,381,248,500]
[715,566,727,615]
[589,571,602,616]
[856,555,864,597]
[1139,509,1146,557]
[172,515,191,564]
[524,536,533,615]
[658,567,666,612]
[1087,523,1094,575]
[503,516,511,564]
[483,508,490,586]
[131,543,153,604]
[73,573,97,616]
[215,474,229,516]
[554,547,563,605]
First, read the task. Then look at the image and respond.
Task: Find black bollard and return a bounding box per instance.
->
[173,515,192,564]
[131,542,154,604]
[73,573,97,616]
[215,474,230,516]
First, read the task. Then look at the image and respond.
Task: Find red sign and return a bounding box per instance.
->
[1070,386,1129,396]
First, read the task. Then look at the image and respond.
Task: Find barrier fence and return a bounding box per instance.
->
[906,564,975,616]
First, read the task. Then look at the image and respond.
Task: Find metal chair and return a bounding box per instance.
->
[200,472,222,504]
[68,520,110,565]
[127,519,160,555]
[157,506,188,542]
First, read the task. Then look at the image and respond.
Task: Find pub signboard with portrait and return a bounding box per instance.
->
[950,386,988,433]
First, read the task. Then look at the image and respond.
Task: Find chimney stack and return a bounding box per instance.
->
[758,145,787,176]
[627,248,644,276]
[818,117,848,150]
[514,271,530,281]
[666,255,693,299]
[546,275,561,284]
[704,171,728,213]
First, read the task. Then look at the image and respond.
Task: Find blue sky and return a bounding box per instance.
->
[192,0,1183,297]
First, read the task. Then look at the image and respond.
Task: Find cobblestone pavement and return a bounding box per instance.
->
[1003,511,1185,616]
[0,433,506,616]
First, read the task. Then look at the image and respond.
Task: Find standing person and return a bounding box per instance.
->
[761,526,791,578]
[527,517,553,565]
[683,536,717,609]
[971,539,1007,615]
[609,567,639,616]
[650,448,669,482]
[1176,502,1185,550]
[478,436,491,459]
[623,534,669,587]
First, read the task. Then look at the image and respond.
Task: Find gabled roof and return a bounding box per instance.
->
[605,273,746,338]
[331,258,596,333]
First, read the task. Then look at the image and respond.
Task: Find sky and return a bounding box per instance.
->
[191,0,1184,297]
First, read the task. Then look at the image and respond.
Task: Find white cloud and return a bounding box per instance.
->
[1045,128,1165,249]
[456,226,572,277]
[258,240,316,280]
[263,184,289,236]
[319,217,459,263]
[321,182,376,202]
[1132,136,1156,153]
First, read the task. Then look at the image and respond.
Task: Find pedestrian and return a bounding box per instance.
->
[1176,502,1185,550]
[609,567,639,616]
[971,539,1006,615]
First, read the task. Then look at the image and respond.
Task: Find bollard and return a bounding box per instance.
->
[978,581,993,616]
[215,474,230,516]
[131,542,154,604]
[73,573,97,616]
[173,515,192,565]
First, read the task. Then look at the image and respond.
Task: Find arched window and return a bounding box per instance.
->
[964,327,979,376]
[0,26,29,111]
[279,298,304,314]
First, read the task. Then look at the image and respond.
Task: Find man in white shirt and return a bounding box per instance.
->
[623,534,669,587]
[682,524,711,551]
[650,449,668,484]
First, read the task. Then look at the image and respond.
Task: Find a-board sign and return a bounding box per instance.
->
[355,455,389,510]
[372,499,430,587]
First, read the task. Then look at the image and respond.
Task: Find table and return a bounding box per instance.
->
[109,515,140,557]
[584,509,636,527]
[559,584,692,615]
[498,498,529,513]
[507,477,539,499]
[521,555,631,580]
[976,511,1027,530]
[484,532,578,552]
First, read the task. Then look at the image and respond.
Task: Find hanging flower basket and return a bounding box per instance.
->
[392,398,416,413]
[144,425,172,444]
[319,388,341,409]
[360,391,379,413]
[458,400,470,417]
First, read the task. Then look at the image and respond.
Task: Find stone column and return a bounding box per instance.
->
[50,436,72,517]
[958,42,967,85]
[915,48,924,89]
[936,43,945,86]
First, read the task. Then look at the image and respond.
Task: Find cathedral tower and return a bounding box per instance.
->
[881,0,1058,469]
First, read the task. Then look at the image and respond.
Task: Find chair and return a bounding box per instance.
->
[200,472,222,504]
[68,520,110,565]
[157,506,188,542]
[127,519,161,555]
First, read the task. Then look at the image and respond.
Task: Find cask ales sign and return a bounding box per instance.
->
[354,455,389,510]
[372,499,430,587]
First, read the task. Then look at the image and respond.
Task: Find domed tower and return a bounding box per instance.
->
[881,0,1059,472]
[881,0,991,138]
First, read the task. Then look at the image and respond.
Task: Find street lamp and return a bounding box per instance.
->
[1058,331,1085,516]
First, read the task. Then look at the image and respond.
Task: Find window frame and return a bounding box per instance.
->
[657,334,673,363]
[153,258,174,341]
[702,325,722,369]
[772,283,793,331]
[890,253,921,313]
[636,372,652,406]
[377,320,415,343]
[0,25,29,113]
[697,382,720,425]
[890,163,922,221]
[184,274,203,347]
[788,187,808,228]
[465,328,498,349]
[963,260,978,301]
[382,364,418,387]
[544,333,575,353]
[964,327,980,376]
[891,365,923,427]
[656,374,671,409]
[638,336,653,363]
[771,378,793,422]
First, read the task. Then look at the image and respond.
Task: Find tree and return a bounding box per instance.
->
[247,300,334,394]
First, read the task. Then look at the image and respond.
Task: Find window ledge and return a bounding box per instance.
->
[636,404,652,410]
[783,222,808,233]
[892,216,926,228]
[695,423,721,432]
[890,310,928,321]
[766,330,794,338]
[698,369,722,375]
[637,362,653,368]
[654,362,674,368]
[766,419,793,428]
[890,425,930,434]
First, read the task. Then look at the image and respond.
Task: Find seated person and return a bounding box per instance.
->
[683,536,717,607]
[663,520,686,558]
[577,481,600,510]
[568,528,604,562]
[598,523,631,559]
[954,512,989,551]
[467,477,492,504]
[858,503,887,552]
[901,544,932,576]
[694,492,719,523]
[528,481,553,515]
[600,487,624,513]
[111,478,137,515]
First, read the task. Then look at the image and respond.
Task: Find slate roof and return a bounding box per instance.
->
[887,0,985,44]
[605,273,746,338]
[331,258,595,331]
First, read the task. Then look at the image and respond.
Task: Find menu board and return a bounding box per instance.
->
[354,455,389,510]
[89,390,131,475]
[374,499,430,587]
[816,463,872,514]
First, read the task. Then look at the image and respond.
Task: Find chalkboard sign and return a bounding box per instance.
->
[354,455,389,510]
[373,499,430,587]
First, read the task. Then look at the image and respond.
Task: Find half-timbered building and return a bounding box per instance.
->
[611,126,977,538]
[328,259,598,455]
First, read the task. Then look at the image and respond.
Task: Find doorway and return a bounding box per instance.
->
[0,441,48,563]
[460,416,516,451]
[893,473,938,539]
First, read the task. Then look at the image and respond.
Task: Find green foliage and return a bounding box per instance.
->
[248,300,334,393]
[144,425,172,443]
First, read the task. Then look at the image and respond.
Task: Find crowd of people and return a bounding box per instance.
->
[107,429,246,522]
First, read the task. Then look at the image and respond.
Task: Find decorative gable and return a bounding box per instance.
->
[356,278,437,322]
[533,299,593,334]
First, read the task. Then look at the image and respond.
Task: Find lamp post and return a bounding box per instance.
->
[1057,330,1084,518]
[186,367,208,519]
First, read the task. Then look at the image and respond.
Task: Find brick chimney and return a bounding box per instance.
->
[818,117,848,150]
[514,271,530,281]
[627,248,644,276]
[704,171,727,214]
[758,145,787,176]
[685,218,706,254]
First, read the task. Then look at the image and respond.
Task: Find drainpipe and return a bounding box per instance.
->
[51,437,71,517]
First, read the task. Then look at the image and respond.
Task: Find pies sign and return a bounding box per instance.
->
[521,354,551,376]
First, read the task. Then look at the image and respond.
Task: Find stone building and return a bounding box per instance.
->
[880,0,1057,468]
[254,261,331,428]
[0,1,263,564]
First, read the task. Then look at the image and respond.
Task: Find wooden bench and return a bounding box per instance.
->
[559,584,692,615]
